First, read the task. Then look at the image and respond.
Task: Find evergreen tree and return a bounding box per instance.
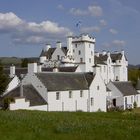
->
[21,58,28,67]
[0,63,9,95]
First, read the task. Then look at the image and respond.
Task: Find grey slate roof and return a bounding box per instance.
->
[95,56,106,65]
[112,81,138,96]
[136,79,140,90]
[110,53,122,61]
[0,85,47,107]
[4,67,27,78]
[40,47,68,59]
[36,72,95,91]
[42,66,77,72]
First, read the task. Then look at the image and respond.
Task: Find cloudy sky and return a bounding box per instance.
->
[0,0,140,64]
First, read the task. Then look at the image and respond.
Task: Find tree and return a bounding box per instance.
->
[21,58,28,67]
[0,63,9,95]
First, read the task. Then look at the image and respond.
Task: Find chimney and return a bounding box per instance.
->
[95,52,99,57]
[43,44,51,52]
[121,50,124,55]
[28,63,37,74]
[67,36,73,55]
[107,51,110,57]
[93,64,100,75]
[102,50,107,55]
[53,67,59,72]
[20,82,23,97]
[37,65,42,73]
[10,65,15,78]
[56,41,62,48]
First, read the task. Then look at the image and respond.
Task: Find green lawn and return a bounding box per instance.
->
[0,110,140,140]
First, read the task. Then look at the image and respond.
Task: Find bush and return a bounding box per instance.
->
[134,101,137,108]
[3,97,14,110]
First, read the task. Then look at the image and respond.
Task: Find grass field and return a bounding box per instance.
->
[0,110,140,140]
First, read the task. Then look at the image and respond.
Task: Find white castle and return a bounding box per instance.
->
[2,34,140,112]
[40,34,128,84]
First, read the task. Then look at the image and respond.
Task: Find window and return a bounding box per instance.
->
[69,91,72,98]
[91,98,94,106]
[80,58,83,63]
[91,51,93,56]
[89,44,90,48]
[56,92,60,100]
[104,66,106,73]
[80,90,83,97]
[131,96,133,103]
[75,44,77,48]
[97,86,99,90]
[73,49,75,53]
[89,58,91,63]
[79,50,81,55]
[57,55,60,60]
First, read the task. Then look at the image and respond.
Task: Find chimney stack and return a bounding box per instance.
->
[10,65,15,78]
[28,63,37,74]
[56,41,62,48]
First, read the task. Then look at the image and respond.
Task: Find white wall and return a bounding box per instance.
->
[47,90,89,112]
[89,72,107,112]
[9,97,48,111]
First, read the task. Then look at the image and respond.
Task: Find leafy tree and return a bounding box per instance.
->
[21,58,28,67]
[0,63,9,95]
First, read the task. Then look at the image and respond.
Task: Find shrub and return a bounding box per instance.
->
[3,97,14,110]
[133,101,137,108]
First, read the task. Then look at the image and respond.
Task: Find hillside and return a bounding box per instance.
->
[0,110,140,140]
[0,57,39,67]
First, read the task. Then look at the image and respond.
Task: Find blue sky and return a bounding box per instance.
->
[0,0,140,64]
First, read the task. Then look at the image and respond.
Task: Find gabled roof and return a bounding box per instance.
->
[110,53,122,61]
[112,81,138,96]
[0,85,47,107]
[95,56,106,65]
[40,48,56,59]
[35,72,95,91]
[42,66,77,72]
[136,79,140,90]
[40,47,68,59]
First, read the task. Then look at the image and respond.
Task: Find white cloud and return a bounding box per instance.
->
[70,8,87,16]
[99,19,107,26]
[81,26,100,33]
[88,5,103,16]
[109,28,118,34]
[57,4,64,10]
[70,5,103,17]
[102,39,126,48]
[0,12,72,44]
[112,40,126,47]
